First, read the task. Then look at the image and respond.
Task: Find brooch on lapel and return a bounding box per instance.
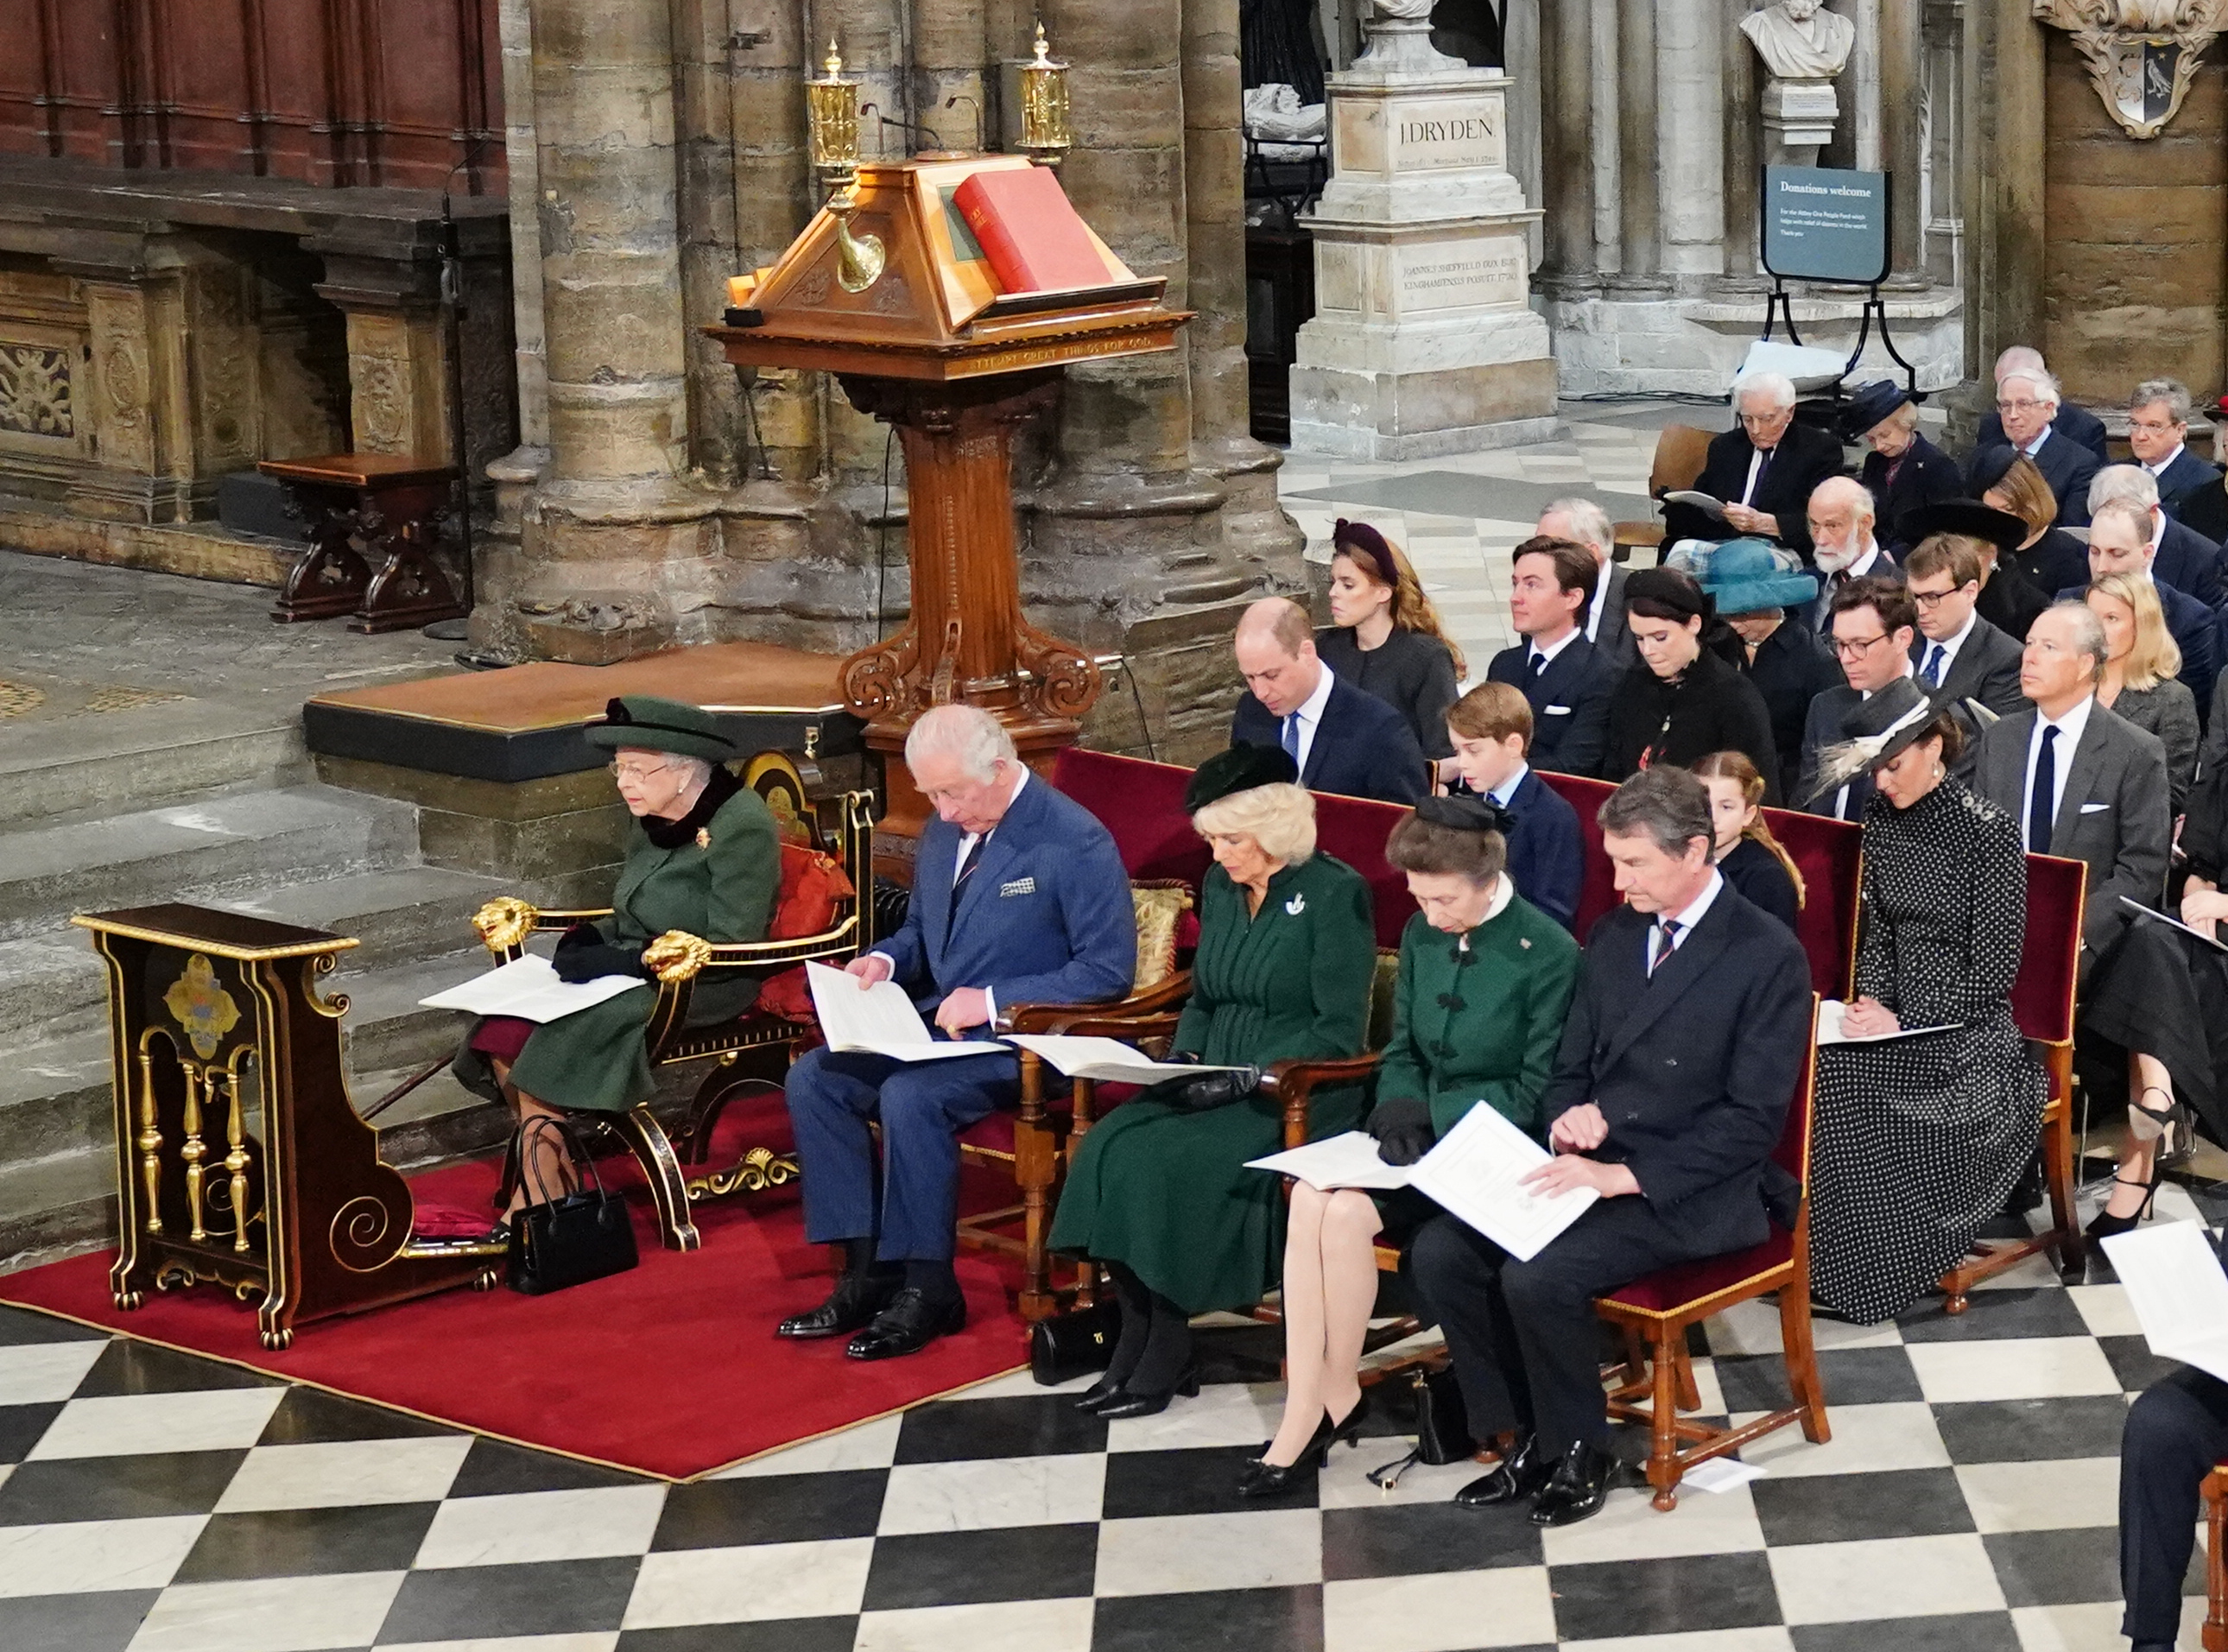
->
[696,828,712,849]
[1285,891,1307,916]
[1521,937,1532,950]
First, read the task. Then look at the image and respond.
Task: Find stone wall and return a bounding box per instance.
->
[475,0,1302,762]
[2042,36,2228,406]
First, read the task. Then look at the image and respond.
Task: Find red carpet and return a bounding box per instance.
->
[0,1097,1029,1480]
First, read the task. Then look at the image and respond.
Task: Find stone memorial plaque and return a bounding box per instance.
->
[1396,238,1529,313]
[1389,97,1505,171]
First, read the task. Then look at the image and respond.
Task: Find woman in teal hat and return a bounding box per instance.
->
[1694,537,1845,801]
[453,695,780,1230]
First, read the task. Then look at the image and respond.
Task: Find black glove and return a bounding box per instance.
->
[551,922,649,984]
[1368,1097,1435,1168]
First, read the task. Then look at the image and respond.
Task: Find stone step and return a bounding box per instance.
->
[0,936,109,1043]
[0,784,419,940]
[0,694,310,830]
[334,950,491,1078]
[0,1147,116,1273]
[217,865,513,972]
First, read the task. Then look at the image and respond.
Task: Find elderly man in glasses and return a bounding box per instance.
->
[1661,370,1849,563]
[1966,363,2098,529]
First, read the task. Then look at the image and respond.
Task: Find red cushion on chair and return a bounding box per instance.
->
[1603,1229,1794,1313]
[771,842,855,940]
[959,1112,1018,1155]
[2014,852,2086,1046]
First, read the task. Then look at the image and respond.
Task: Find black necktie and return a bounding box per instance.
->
[953,834,987,894]
[2029,726,2059,854]
[1648,918,1682,977]
[1529,651,1547,679]
[1747,446,1774,505]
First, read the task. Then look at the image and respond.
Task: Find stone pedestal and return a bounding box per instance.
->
[1761,76,1839,166]
[1288,55,1557,461]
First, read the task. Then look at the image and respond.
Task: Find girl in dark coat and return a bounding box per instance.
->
[1602,566,1786,801]
[1693,750,1803,931]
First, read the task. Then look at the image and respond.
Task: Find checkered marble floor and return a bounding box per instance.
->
[0,1177,2218,1651]
[1277,406,1684,680]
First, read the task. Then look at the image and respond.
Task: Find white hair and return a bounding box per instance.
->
[1810,473,1876,524]
[2131,378,2193,425]
[903,704,1016,784]
[1541,497,1615,556]
[1999,368,2061,409]
[2088,463,2161,514]
[1733,371,1797,412]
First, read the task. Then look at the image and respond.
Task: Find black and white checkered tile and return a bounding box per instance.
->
[0,1185,2212,1651]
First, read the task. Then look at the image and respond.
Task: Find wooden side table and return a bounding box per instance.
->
[262,453,467,633]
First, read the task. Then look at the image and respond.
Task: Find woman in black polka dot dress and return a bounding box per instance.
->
[1802,680,2048,1324]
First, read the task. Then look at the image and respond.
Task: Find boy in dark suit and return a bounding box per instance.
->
[1487,536,1619,778]
[1446,680,1585,931]
[1231,598,1429,804]
[780,706,1137,1360]
[1410,767,1813,1528]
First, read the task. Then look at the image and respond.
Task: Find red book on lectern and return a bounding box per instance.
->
[952,167,1112,294]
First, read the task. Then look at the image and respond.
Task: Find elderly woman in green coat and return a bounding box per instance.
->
[1240,795,1579,1498]
[453,695,779,1232]
[1051,744,1377,1419]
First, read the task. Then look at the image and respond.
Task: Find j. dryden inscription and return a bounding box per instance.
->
[1398,243,1527,311]
[1392,101,1503,169]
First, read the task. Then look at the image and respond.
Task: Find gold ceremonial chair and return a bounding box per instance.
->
[469,751,875,1251]
[1938,851,2088,1310]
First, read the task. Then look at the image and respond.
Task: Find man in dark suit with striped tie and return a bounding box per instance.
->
[1230,598,1428,804]
[1486,536,1619,777]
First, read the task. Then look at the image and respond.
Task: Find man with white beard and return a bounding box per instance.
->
[1802,476,1904,632]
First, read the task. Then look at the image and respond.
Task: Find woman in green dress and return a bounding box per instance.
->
[1051,744,1377,1417]
[453,695,779,1232]
[1239,795,1580,1497]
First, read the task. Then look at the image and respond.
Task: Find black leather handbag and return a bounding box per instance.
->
[1139,1064,1264,1114]
[507,1117,640,1295]
[1029,1297,1123,1386]
[1367,1363,1473,1489]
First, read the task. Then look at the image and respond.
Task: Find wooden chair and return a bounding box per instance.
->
[1612,423,1715,565]
[1938,851,2089,1310]
[469,751,876,1250]
[2203,1461,2228,1651]
[1596,1000,1827,1510]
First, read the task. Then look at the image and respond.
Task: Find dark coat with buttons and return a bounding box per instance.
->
[1540,886,1814,1257]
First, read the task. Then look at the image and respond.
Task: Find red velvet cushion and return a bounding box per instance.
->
[1603,1229,1793,1313]
[2014,852,2086,1045]
[771,843,854,940]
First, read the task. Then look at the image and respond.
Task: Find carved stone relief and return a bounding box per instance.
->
[2033,0,2228,136]
[83,284,156,475]
[0,345,72,439]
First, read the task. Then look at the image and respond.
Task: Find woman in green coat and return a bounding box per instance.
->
[1240,795,1579,1497]
[453,695,779,1231]
[1052,744,1377,1418]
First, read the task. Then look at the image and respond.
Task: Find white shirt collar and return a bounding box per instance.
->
[1586,563,1614,639]
[1848,541,1885,578]
[1658,869,1725,940]
[2149,507,2167,556]
[2147,442,2186,478]
[2039,692,2094,744]
[1927,607,1979,664]
[1530,626,1583,668]
[956,765,1029,858]
[1487,760,1531,807]
[2022,427,2051,458]
[1294,661,1337,730]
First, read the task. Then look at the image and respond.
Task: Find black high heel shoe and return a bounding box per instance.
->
[1092,1365,1201,1421]
[2086,1171,2162,1241]
[1237,1390,1371,1498]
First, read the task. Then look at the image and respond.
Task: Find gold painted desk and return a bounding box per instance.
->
[73,904,502,1349]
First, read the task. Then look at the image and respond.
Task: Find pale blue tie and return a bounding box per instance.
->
[1282,712,1301,763]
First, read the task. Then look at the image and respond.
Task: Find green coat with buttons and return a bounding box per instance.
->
[489,784,780,1114]
[1377,896,1580,1141]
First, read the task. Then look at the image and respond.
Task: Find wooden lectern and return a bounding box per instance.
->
[73,905,502,1349]
[708,152,1189,865]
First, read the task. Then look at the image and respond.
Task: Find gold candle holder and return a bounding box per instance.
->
[804,39,886,293]
[1017,22,1073,167]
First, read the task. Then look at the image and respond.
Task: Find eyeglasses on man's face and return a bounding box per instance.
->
[1908,583,1974,610]
[1996,398,2047,416]
[1831,631,1892,659]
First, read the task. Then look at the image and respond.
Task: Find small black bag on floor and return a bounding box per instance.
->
[1367,1362,1473,1489]
[1029,1297,1123,1386]
[507,1117,639,1295]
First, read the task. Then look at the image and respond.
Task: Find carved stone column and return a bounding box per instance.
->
[1880,0,1928,284]
[1536,0,1597,293]
[1958,0,2047,420]
[1611,0,1667,291]
[1721,0,1765,288]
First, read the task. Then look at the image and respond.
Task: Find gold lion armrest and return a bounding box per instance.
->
[1003,970,1195,1035]
[1259,1054,1383,1150]
[470,897,615,960]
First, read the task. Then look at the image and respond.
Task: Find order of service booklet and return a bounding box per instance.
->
[419,954,645,1023]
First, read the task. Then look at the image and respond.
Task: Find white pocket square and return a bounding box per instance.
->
[1543,704,1574,716]
[2079,802,2110,813]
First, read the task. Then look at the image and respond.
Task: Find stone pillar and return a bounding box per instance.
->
[1959,0,2047,407]
[1611,0,1666,291]
[497,0,548,464]
[1721,0,1764,288]
[1537,0,1597,292]
[510,0,716,663]
[1922,0,1965,288]
[1880,0,1928,283]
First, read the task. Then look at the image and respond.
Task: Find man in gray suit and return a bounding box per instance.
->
[1972,601,2171,968]
[1904,536,2027,715]
[1539,498,1636,670]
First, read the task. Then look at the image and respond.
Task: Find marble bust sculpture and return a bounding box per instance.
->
[1741,0,1858,79]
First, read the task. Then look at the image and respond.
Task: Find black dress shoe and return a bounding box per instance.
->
[776,1272,901,1340]
[1091,1366,1201,1421]
[1073,1376,1130,1413]
[845,1288,967,1361]
[1454,1431,1553,1508]
[1236,1390,1371,1498]
[1528,1440,1621,1527]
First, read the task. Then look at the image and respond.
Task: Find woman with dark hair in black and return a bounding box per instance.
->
[1601,566,1785,801]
